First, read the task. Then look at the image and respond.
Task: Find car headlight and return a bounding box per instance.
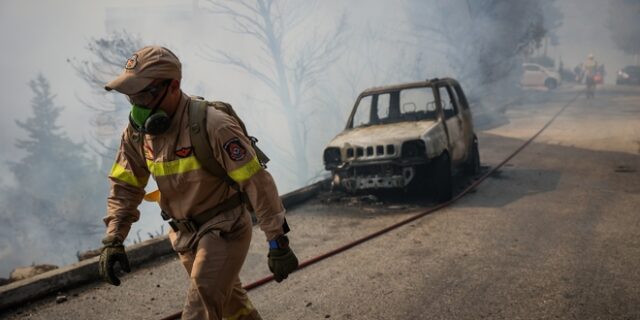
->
[618,71,630,79]
[401,140,426,158]
[323,147,341,168]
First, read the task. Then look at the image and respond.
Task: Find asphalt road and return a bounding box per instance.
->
[4,85,640,319]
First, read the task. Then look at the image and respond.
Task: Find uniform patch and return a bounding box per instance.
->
[144,144,154,160]
[175,147,193,158]
[223,138,246,161]
[125,54,138,69]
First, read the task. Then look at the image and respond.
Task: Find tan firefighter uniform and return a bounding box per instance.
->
[102,47,287,320]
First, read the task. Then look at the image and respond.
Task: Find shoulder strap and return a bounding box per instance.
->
[188,99,238,188]
[210,101,271,166]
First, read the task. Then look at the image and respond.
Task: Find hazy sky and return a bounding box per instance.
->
[555,0,632,74]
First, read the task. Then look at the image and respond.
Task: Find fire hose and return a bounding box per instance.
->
[160,92,580,320]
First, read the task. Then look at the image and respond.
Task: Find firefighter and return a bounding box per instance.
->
[98,46,298,319]
[583,53,599,98]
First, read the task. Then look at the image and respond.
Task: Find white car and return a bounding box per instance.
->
[521,63,561,89]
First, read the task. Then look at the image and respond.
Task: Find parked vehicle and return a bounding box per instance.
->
[616,65,640,85]
[521,63,561,89]
[323,78,480,202]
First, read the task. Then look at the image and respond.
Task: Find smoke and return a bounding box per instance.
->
[0,0,634,278]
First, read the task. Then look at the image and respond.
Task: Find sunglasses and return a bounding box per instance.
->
[127,80,171,106]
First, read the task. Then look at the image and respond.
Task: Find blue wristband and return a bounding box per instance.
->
[268,239,279,249]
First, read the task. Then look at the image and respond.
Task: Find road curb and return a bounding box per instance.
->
[0,180,327,311]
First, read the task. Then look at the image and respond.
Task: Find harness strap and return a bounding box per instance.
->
[169,193,243,233]
[188,99,238,188]
[192,192,243,226]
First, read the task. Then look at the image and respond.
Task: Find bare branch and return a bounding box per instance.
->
[202,48,279,93]
[206,1,268,36]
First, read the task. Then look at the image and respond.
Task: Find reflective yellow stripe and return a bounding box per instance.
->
[109,163,147,188]
[146,155,201,177]
[228,156,262,183]
[225,300,255,320]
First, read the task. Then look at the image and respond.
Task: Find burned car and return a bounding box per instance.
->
[323,78,480,202]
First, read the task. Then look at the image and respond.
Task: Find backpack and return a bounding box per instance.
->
[187,97,270,188]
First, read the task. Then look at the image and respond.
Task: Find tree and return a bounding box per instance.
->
[406,0,561,100]
[609,0,640,64]
[68,31,143,172]
[203,0,347,186]
[0,74,106,275]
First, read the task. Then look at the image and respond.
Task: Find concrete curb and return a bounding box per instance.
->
[0,180,327,311]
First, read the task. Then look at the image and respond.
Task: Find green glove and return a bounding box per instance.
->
[268,247,299,282]
[99,237,131,286]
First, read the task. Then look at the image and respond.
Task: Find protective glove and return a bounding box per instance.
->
[268,247,299,282]
[98,236,131,286]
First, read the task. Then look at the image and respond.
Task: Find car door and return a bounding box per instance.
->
[437,84,464,162]
[450,82,472,158]
[523,64,545,86]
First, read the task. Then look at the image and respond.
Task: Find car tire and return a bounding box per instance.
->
[545,78,558,90]
[464,136,480,176]
[430,153,453,203]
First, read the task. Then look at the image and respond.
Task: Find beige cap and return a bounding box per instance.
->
[105,46,182,94]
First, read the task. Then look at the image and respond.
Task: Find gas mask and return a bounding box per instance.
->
[128,80,172,135]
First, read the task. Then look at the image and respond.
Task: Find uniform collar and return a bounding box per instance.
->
[167,93,190,134]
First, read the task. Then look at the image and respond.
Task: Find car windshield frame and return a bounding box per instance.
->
[348,85,438,129]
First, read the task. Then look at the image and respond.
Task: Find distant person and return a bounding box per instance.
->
[583,54,599,98]
[98,46,298,319]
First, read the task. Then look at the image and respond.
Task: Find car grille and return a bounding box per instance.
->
[346,144,396,159]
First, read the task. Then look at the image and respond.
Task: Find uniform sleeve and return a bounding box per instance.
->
[103,128,150,242]
[209,113,285,241]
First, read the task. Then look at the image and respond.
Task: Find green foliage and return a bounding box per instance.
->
[0,74,107,275]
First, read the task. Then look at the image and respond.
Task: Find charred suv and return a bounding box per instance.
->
[323,78,480,202]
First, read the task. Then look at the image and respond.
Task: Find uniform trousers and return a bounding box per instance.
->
[178,210,262,320]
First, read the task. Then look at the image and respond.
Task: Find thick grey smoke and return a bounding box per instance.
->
[0,0,636,278]
[608,0,640,61]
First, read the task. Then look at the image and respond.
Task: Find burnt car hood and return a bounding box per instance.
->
[327,120,438,147]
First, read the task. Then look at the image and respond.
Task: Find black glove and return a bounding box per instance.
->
[99,237,131,286]
[268,246,299,282]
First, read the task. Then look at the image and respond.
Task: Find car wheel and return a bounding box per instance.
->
[545,78,557,90]
[464,136,480,176]
[430,153,453,203]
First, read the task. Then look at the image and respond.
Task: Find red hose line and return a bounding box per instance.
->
[160,93,579,320]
